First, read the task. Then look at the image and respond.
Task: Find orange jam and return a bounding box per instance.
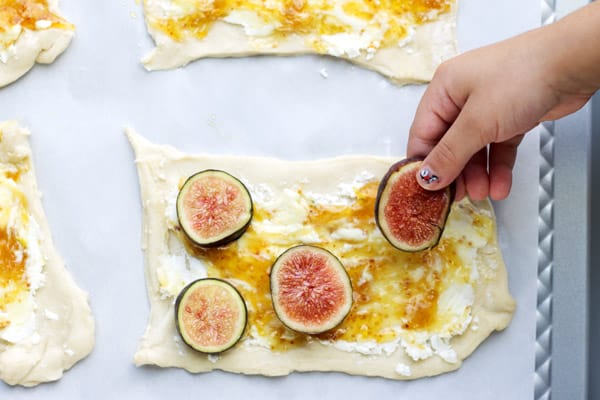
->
[0,228,28,312]
[184,181,478,352]
[0,168,30,317]
[148,0,453,48]
[0,0,73,34]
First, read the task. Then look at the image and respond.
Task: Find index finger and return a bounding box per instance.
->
[407,71,463,158]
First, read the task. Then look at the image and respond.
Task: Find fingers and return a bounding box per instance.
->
[407,59,518,199]
[454,173,466,201]
[463,148,490,201]
[415,100,488,191]
[420,136,521,201]
[488,136,523,200]
[419,137,521,201]
[408,67,463,158]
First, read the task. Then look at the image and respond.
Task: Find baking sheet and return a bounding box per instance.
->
[0,1,539,398]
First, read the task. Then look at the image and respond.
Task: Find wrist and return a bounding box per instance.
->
[545,2,600,96]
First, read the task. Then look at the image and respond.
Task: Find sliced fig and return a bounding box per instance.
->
[176,170,253,247]
[375,158,454,252]
[175,278,247,354]
[270,245,353,335]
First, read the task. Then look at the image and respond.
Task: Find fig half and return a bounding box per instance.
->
[175,278,247,354]
[176,170,253,247]
[270,245,353,335]
[375,158,454,252]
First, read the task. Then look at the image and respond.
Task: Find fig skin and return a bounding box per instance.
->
[375,157,455,252]
[182,219,252,249]
[175,278,248,354]
[270,245,353,335]
[176,169,253,248]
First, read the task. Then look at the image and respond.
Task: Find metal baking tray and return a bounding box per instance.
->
[589,93,599,400]
[538,2,593,399]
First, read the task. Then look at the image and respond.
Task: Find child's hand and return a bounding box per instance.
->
[407,2,600,200]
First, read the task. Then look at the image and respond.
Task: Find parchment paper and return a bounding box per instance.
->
[0,1,539,398]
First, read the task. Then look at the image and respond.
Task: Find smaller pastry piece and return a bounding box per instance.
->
[0,121,94,387]
[0,0,74,88]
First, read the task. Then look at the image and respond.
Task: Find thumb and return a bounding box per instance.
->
[416,103,488,190]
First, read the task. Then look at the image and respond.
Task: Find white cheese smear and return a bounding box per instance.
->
[0,25,22,62]
[223,10,281,37]
[150,0,422,59]
[35,20,53,30]
[395,362,412,377]
[160,172,482,368]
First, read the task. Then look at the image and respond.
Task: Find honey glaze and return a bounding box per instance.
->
[0,227,28,313]
[148,0,453,51]
[181,180,484,352]
[0,0,73,32]
[0,166,34,331]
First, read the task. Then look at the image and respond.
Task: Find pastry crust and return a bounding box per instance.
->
[0,121,94,387]
[127,129,515,380]
[142,3,457,84]
[0,0,74,88]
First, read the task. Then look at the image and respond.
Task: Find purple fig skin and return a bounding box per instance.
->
[375,157,455,252]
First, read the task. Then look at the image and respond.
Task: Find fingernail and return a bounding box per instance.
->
[419,168,439,185]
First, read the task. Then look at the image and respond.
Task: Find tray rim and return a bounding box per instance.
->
[535,3,557,399]
[537,2,593,399]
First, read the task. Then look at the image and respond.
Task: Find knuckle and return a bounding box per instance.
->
[462,111,498,148]
[434,59,455,79]
[478,128,493,149]
[488,118,503,144]
[433,140,459,167]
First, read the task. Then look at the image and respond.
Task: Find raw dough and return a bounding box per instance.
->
[0,121,94,387]
[0,0,74,88]
[127,129,515,380]
[141,1,457,84]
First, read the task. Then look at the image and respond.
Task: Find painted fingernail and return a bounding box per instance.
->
[419,168,439,185]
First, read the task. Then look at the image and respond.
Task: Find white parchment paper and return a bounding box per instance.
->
[0,0,539,398]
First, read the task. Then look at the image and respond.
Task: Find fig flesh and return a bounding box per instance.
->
[175,278,247,354]
[176,170,253,247]
[270,245,352,335]
[375,158,454,252]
